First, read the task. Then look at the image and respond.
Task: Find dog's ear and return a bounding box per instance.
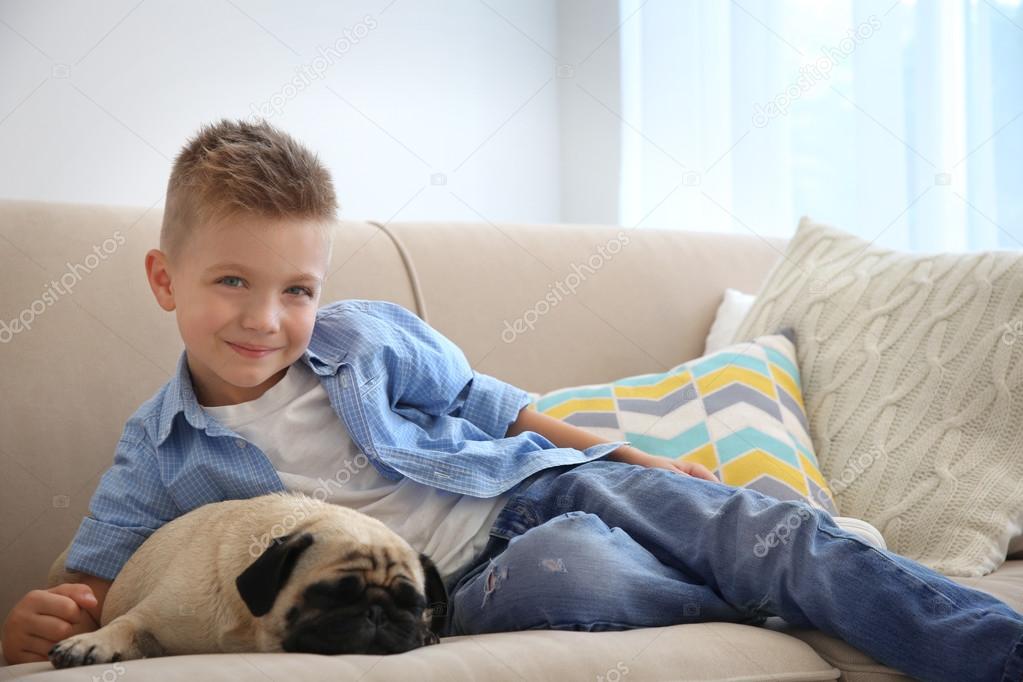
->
[418,552,448,635]
[236,532,315,617]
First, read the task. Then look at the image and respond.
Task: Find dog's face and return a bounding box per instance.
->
[235,529,448,655]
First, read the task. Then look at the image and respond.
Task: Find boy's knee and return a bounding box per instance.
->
[743,498,823,558]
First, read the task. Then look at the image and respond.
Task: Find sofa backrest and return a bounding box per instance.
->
[0,198,786,617]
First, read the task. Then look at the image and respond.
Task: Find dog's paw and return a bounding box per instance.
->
[49,632,124,668]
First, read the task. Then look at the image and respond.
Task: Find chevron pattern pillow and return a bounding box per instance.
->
[525,330,838,515]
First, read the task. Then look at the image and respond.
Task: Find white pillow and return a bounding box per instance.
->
[734,217,1023,577]
[704,288,756,355]
[708,284,1023,563]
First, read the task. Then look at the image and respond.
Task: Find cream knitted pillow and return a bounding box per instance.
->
[732,217,1023,577]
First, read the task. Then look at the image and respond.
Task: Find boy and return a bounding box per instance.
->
[3,119,1022,681]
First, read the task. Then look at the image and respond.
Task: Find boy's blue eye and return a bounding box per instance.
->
[216,277,314,298]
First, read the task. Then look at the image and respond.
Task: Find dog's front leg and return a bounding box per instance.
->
[49,612,164,668]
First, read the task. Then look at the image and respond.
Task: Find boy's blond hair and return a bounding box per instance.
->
[160,118,339,266]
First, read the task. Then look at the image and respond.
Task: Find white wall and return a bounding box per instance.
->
[0,0,623,226]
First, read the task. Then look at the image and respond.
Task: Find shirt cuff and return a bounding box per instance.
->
[64,515,150,581]
[460,370,535,440]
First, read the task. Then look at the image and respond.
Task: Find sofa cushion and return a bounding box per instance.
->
[525,331,840,515]
[733,217,1023,577]
[0,622,839,680]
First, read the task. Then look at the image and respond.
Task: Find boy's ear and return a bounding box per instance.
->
[145,249,176,311]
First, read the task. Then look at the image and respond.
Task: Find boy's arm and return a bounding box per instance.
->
[504,406,647,462]
[379,302,532,439]
[505,406,720,482]
[65,422,179,582]
[373,302,717,481]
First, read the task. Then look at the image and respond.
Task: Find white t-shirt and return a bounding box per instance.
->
[202,360,511,582]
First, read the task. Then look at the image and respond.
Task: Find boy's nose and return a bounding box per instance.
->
[239,303,282,332]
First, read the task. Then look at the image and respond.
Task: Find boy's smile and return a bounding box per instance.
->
[145,211,330,407]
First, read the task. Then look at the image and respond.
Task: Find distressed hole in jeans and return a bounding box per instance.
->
[481,560,508,607]
[539,558,566,573]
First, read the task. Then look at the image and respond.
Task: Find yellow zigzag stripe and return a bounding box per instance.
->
[613,370,692,400]
[544,397,617,420]
[696,366,776,398]
[800,451,834,504]
[677,443,718,471]
[721,450,809,496]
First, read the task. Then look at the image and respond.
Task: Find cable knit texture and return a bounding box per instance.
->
[731,217,1023,577]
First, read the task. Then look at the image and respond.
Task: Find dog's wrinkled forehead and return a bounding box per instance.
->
[310,531,423,584]
[298,568,425,615]
[292,539,429,618]
[235,528,426,617]
[318,542,420,584]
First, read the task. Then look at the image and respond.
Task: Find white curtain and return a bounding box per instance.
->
[618,0,1023,253]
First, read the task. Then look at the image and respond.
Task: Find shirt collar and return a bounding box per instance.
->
[155,338,347,448]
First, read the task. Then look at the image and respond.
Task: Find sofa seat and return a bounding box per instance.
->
[0,622,841,681]
[6,560,1022,680]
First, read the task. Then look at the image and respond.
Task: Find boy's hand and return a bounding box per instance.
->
[608,446,720,482]
[641,456,720,482]
[1,584,100,664]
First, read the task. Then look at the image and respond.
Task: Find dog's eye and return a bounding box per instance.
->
[392,580,425,610]
[305,575,363,607]
[333,575,363,600]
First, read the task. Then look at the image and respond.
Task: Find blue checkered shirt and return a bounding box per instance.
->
[65,299,629,580]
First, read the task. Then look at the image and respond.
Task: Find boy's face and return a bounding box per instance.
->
[146,212,330,407]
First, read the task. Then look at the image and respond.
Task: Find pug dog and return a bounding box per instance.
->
[48,491,448,668]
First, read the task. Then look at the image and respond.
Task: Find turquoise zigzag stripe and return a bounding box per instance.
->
[794,438,819,467]
[535,386,614,412]
[624,422,710,458]
[690,352,769,378]
[716,427,799,468]
[614,371,670,386]
[765,346,799,383]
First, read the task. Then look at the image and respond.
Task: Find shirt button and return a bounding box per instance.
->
[235,439,247,449]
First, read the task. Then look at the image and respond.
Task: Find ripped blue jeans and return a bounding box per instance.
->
[439,458,1023,682]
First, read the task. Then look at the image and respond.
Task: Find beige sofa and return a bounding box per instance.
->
[2,198,1021,681]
